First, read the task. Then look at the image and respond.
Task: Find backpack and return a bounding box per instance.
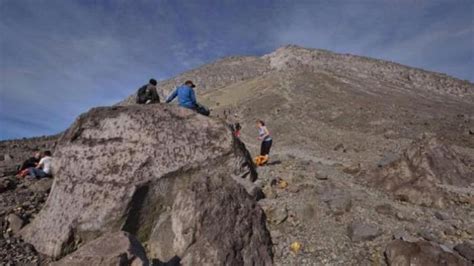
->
[136,85,148,104]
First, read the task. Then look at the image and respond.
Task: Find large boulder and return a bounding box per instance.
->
[53,231,148,266]
[369,136,474,207]
[385,239,469,266]
[21,104,272,265]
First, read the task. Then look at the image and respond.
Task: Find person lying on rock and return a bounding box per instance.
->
[257,120,272,164]
[165,80,210,116]
[27,150,53,179]
[136,78,160,104]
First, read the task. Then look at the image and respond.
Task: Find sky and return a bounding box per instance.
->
[1,0,473,140]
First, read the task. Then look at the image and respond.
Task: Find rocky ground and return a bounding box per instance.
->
[0,175,53,265]
[254,150,473,265]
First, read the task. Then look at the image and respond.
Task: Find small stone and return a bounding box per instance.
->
[326,196,352,215]
[315,174,328,180]
[377,153,399,167]
[29,178,53,194]
[348,222,381,242]
[288,186,300,193]
[334,143,344,151]
[262,185,277,199]
[434,211,449,221]
[343,164,361,175]
[418,229,438,242]
[395,212,415,222]
[375,204,393,216]
[7,213,24,235]
[266,206,288,225]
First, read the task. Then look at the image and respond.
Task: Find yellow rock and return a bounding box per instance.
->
[290,241,302,253]
[278,180,288,189]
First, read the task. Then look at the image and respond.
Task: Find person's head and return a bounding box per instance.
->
[149,79,157,86]
[42,150,52,157]
[184,80,196,88]
[256,120,265,127]
[235,123,241,131]
[33,149,41,159]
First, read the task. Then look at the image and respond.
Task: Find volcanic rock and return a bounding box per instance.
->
[454,242,474,262]
[53,231,148,266]
[385,239,469,266]
[348,221,381,242]
[21,104,272,265]
[7,213,24,235]
[369,136,474,207]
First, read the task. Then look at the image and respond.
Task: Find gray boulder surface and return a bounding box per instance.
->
[20,104,272,264]
[53,231,148,266]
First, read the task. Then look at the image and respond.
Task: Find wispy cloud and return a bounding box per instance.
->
[1,0,473,139]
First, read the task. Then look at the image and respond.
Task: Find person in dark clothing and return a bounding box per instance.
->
[18,150,41,172]
[136,79,160,104]
[166,80,210,116]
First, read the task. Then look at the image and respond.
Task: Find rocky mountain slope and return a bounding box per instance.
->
[1,45,473,265]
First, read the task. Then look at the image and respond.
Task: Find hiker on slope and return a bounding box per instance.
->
[136,79,160,104]
[165,80,210,116]
[256,120,272,164]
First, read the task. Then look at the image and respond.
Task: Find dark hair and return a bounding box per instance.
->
[149,79,157,86]
[257,120,265,126]
[235,123,241,130]
[43,150,52,157]
[184,80,196,88]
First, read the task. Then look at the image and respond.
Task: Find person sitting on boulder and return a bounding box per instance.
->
[255,120,272,165]
[27,150,53,179]
[136,79,160,104]
[18,149,41,172]
[165,80,210,116]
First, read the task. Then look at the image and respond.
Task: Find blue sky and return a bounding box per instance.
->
[1,0,473,140]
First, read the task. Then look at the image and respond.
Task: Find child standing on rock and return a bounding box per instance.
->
[255,120,272,165]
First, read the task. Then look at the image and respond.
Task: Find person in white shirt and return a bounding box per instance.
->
[28,150,53,178]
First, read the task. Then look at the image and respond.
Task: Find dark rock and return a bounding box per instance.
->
[348,222,381,242]
[21,105,273,264]
[52,231,148,266]
[454,242,474,262]
[434,211,449,221]
[385,239,469,266]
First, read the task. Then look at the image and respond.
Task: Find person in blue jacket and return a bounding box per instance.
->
[166,80,210,116]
